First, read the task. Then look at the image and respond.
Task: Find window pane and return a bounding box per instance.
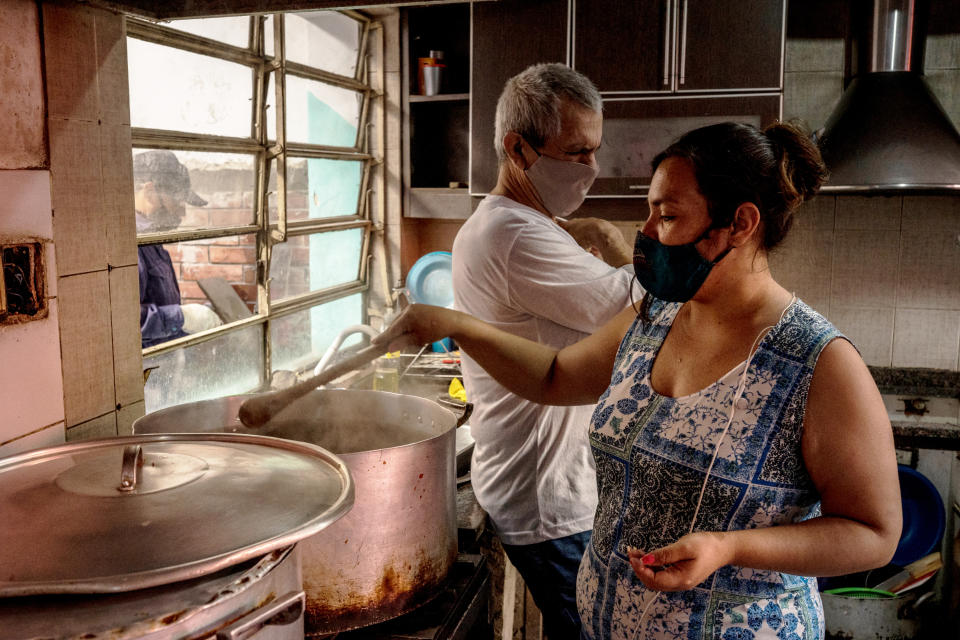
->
[268,156,363,223]
[143,324,264,412]
[285,12,360,77]
[139,235,257,348]
[270,294,363,374]
[264,15,275,57]
[166,16,251,48]
[128,38,253,137]
[269,228,363,301]
[267,74,362,147]
[133,149,256,234]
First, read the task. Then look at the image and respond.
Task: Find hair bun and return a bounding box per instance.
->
[763,121,828,206]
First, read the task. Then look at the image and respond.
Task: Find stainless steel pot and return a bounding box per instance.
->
[134,389,462,635]
[0,546,304,640]
[0,433,355,639]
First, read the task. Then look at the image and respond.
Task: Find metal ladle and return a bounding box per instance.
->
[238,342,390,428]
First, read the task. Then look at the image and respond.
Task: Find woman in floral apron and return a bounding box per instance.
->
[376,121,901,640]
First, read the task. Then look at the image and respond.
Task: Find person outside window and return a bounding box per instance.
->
[134,150,222,348]
[451,62,638,639]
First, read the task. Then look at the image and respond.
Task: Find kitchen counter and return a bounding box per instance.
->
[872,367,960,450]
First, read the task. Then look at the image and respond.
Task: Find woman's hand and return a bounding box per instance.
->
[627,532,732,591]
[372,304,463,353]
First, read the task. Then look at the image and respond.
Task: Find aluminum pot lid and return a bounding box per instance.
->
[0,433,354,597]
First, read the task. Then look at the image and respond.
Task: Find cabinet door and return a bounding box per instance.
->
[470,0,568,195]
[591,94,781,196]
[678,0,785,91]
[573,0,671,93]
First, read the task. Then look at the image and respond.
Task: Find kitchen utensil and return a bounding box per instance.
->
[405,251,453,308]
[134,389,465,635]
[873,552,942,594]
[0,433,353,596]
[892,464,946,566]
[238,342,389,428]
[0,546,304,640]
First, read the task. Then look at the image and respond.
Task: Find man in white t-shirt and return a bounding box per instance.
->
[452,63,638,639]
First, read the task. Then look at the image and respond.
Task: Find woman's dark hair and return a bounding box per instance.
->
[651,120,827,251]
[635,121,827,321]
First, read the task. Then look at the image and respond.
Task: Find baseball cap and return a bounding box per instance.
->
[132,150,208,207]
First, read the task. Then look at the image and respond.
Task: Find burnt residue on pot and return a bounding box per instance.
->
[303,546,457,635]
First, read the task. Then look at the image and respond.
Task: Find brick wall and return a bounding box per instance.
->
[165,167,316,311]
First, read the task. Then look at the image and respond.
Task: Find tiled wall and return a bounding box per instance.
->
[777,27,960,371]
[42,3,144,440]
[0,1,64,457]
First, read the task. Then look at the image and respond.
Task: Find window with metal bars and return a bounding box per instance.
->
[127,11,383,412]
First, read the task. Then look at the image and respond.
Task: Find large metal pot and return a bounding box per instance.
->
[134,389,461,635]
[1,546,304,640]
[0,433,354,639]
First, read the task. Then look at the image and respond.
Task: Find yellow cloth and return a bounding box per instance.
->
[448,377,467,402]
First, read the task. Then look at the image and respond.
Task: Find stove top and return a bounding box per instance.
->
[313,554,489,640]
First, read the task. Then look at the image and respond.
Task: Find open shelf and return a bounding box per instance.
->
[409,93,470,103]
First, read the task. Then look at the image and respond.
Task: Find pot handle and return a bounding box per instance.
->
[216,590,304,640]
[117,445,143,492]
[436,397,473,427]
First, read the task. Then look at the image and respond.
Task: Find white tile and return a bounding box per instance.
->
[902,195,960,232]
[924,33,960,71]
[835,195,901,230]
[110,266,144,407]
[0,170,53,237]
[769,228,833,315]
[95,9,130,126]
[58,271,116,426]
[49,118,107,276]
[792,195,835,232]
[785,38,845,73]
[0,422,64,460]
[117,400,145,436]
[831,229,900,308]
[892,308,960,370]
[66,412,117,441]
[0,300,65,443]
[42,3,99,122]
[925,69,960,129]
[783,71,844,133]
[897,229,960,310]
[829,307,894,367]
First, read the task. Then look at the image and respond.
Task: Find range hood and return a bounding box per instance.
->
[817,0,960,192]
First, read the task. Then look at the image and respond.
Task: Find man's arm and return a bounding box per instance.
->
[556,217,632,267]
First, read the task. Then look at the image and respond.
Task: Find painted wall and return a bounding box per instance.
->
[0,0,144,459]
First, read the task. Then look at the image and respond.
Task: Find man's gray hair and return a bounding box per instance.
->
[493,62,602,162]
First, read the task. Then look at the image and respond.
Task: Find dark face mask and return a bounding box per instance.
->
[633,227,732,302]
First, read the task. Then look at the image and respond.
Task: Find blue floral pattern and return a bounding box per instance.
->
[577,298,841,640]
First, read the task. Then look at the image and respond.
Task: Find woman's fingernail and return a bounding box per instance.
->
[641,554,656,565]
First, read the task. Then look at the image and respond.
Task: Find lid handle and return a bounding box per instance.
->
[118,444,143,492]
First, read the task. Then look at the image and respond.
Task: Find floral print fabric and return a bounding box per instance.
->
[577,298,841,640]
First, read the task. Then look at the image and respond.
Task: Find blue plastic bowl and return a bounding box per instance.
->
[406,251,453,308]
[892,464,946,566]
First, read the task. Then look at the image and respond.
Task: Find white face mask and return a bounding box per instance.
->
[524,148,599,217]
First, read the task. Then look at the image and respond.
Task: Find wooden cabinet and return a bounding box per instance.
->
[470,0,568,195]
[402,4,472,217]
[573,0,785,94]
[448,0,786,200]
[592,94,782,195]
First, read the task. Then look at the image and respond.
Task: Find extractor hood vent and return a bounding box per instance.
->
[817,0,960,192]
